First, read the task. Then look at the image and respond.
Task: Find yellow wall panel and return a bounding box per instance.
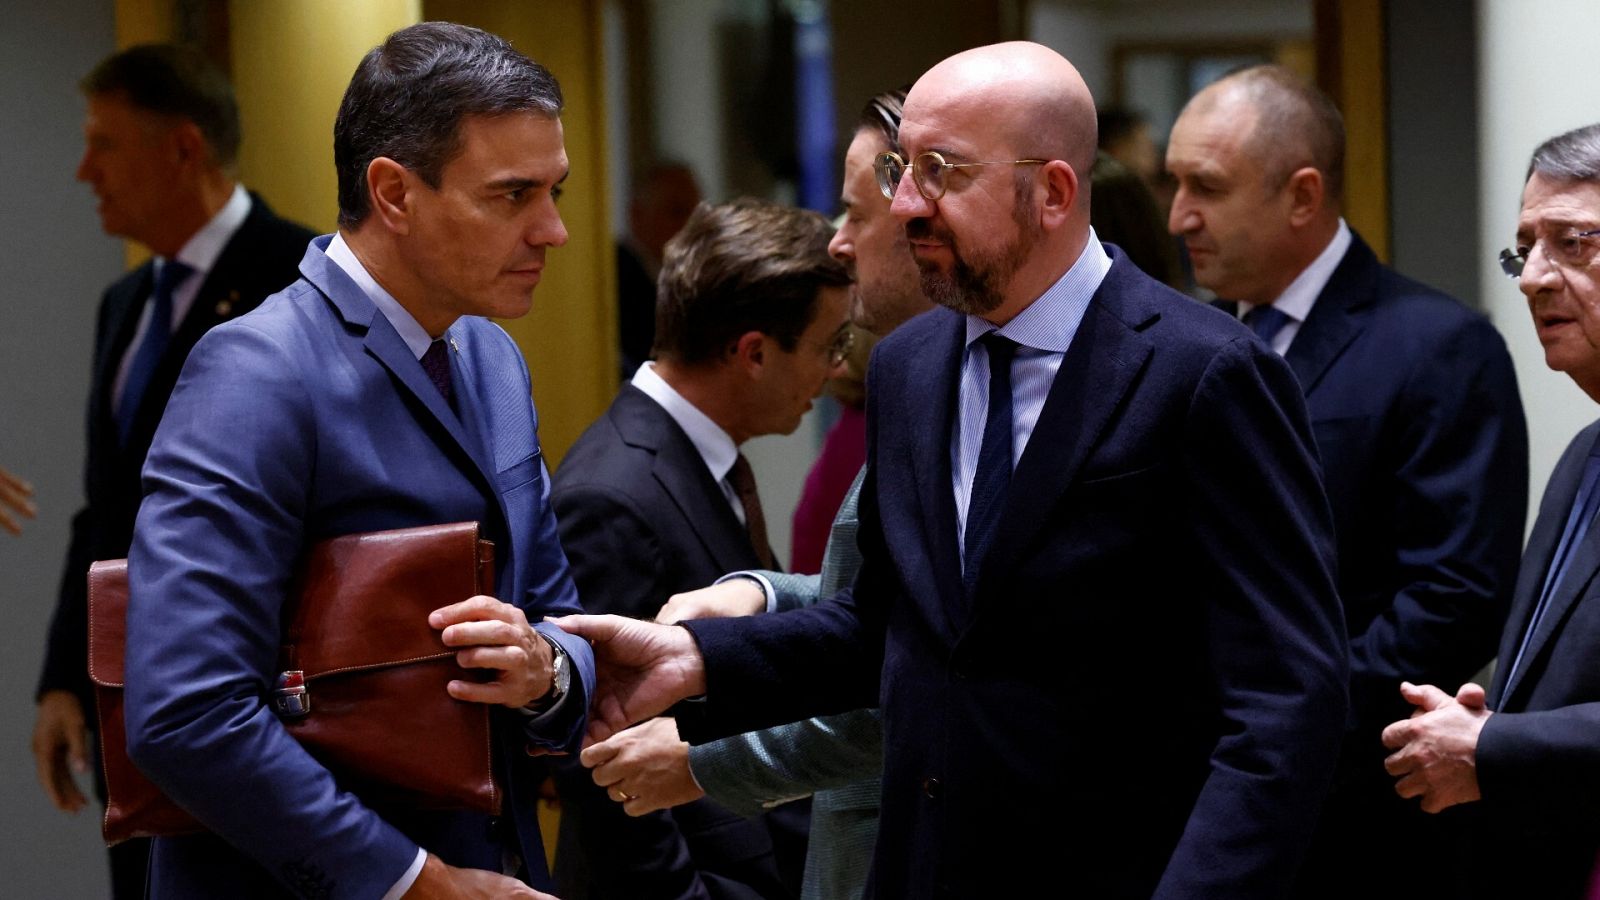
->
[425,0,616,466]
[228,0,421,233]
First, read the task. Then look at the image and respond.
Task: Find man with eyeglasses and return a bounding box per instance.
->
[555,43,1348,897]
[1383,122,1600,900]
[1165,65,1529,898]
[550,197,849,899]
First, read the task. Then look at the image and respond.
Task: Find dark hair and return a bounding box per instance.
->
[1527,123,1600,183]
[1096,107,1146,151]
[82,43,240,168]
[858,87,909,147]
[334,21,563,227]
[1090,153,1181,288]
[654,198,850,366]
[1218,64,1346,201]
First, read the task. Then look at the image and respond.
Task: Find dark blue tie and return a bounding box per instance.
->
[963,332,1018,594]
[116,260,193,445]
[421,339,455,411]
[1243,304,1292,348]
[1505,439,1600,686]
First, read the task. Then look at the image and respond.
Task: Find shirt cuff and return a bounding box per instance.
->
[714,571,777,614]
[381,847,427,900]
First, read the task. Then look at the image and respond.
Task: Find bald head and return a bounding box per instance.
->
[1185,65,1345,204]
[907,42,1098,179]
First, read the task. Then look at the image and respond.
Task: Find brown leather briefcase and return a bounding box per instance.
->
[87,521,501,845]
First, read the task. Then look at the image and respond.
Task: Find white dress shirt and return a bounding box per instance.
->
[630,361,748,525]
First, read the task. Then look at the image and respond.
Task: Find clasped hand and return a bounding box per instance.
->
[1381,681,1492,813]
[430,596,553,708]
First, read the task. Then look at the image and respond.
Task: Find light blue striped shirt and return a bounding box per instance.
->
[953,230,1111,555]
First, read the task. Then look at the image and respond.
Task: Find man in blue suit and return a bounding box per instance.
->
[123,23,592,899]
[1166,65,1528,898]
[1382,122,1600,900]
[558,42,1349,898]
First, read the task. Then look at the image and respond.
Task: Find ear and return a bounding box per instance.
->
[169,120,209,169]
[367,157,414,236]
[1285,166,1326,227]
[1038,159,1079,232]
[729,330,767,377]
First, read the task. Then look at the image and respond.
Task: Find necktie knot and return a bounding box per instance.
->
[979,332,1020,371]
[1243,304,1292,346]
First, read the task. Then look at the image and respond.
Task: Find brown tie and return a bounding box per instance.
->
[727,453,776,570]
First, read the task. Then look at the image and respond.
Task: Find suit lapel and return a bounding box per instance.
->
[304,240,506,516]
[903,310,967,623]
[1282,236,1378,395]
[94,267,154,426]
[613,386,762,574]
[1498,427,1600,704]
[970,260,1153,615]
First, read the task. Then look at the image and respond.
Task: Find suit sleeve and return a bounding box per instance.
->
[1346,316,1528,727]
[1477,702,1600,824]
[689,708,883,817]
[1154,336,1349,899]
[124,323,417,899]
[523,457,594,751]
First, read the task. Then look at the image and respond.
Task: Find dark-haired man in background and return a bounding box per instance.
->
[551,197,850,899]
[1165,65,1527,898]
[30,43,313,897]
[121,23,591,898]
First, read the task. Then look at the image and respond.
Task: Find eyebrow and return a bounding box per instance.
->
[485,169,570,192]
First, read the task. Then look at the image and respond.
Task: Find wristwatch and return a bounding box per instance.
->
[529,633,570,712]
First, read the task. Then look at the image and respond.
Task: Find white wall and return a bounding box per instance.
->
[0,0,120,896]
[1478,0,1600,522]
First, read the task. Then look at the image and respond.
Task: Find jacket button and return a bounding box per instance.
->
[922,777,941,798]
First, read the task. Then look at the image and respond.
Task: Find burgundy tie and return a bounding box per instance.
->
[727,453,776,570]
[421,339,454,409]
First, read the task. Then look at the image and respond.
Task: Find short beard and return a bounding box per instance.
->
[909,173,1042,317]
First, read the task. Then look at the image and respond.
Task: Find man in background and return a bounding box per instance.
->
[579,87,931,900]
[1165,64,1528,898]
[617,162,702,377]
[552,197,850,898]
[30,43,313,897]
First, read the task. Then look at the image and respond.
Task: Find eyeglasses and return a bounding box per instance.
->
[1498,228,1600,278]
[805,327,856,368]
[874,150,1048,201]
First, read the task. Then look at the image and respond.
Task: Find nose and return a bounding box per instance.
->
[1168,191,1197,236]
[1520,241,1563,298]
[889,170,933,222]
[75,148,94,184]
[828,223,854,262]
[531,201,568,248]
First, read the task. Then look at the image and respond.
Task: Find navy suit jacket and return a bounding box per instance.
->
[1265,234,1527,742]
[1471,419,1600,898]
[683,249,1350,899]
[39,195,313,712]
[551,384,801,900]
[124,236,594,899]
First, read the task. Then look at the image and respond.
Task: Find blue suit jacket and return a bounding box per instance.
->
[1469,419,1600,898]
[683,249,1350,899]
[124,236,594,899]
[1269,234,1527,738]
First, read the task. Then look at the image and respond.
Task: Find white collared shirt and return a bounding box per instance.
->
[631,361,747,524]
[113,183,253,409]
[952,229,1112,553]
[325,232,439,359]
[1236,218,1352,356]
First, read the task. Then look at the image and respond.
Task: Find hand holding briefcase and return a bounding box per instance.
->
[88,521,501,845]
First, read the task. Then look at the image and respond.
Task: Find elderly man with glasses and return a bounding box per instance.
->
[1383,122,1600,900]
[556,42,1350,897]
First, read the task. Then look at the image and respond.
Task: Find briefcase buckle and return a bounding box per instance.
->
[273,670,311,717]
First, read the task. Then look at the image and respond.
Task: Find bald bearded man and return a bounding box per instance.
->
[558,42,1348,899]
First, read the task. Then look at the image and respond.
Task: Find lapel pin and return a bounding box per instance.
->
[450,337,461,354]
[215,290,239,317]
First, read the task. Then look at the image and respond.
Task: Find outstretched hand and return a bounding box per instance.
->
[547,614,706,746]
